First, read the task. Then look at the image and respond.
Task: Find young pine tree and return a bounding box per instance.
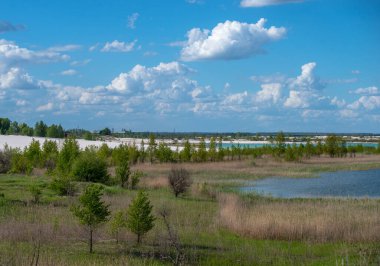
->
[126,191,155,244]
[71,184,110,253]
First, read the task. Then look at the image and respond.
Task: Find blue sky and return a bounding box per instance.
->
[1,0,379,132]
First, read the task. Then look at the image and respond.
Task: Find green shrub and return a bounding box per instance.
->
[72,151,109,183]
[50,176,76,196]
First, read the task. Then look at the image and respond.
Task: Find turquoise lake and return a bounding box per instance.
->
[241,169,380,198]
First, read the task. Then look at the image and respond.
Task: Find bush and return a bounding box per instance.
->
[29,185,42,203]
[0,145,13,173]
[168,168,192,197]
[10,151,32,174]
[50,176,76,196]
[130,171,142,190]
[72,152,109,183]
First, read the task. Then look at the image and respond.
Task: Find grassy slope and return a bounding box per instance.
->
[0,155,380,265]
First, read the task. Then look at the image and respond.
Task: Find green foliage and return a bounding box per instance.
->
[24,139,42,167]
[50,176,76,196]
[57,137,80,174]
[196,138,207,162]
[34,120,48,137]
[41,140,58,172]
[208,137,217,161]
[0,118,11,134]
[10,150,32,174]
[46,124,65,138]
[84,132,93,140]
[126,191,155,244]
[109,210,126,243]
[116,158,130,188]
[72,151,109,184]
[29,184,42,203]
[130,171,142,190]
[147,134,157,163]
[71,184,110,253]
[180,140,192,162]
[0,145,13,173]
[275,131,286,157]
[156,143,173,163]
[97,143,111,161]
[99,127,112,136]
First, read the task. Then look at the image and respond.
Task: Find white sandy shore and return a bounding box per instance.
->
[0,135,274,151]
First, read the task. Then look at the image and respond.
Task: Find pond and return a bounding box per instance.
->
[241,169,380,198]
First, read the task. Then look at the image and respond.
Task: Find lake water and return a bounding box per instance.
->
[241,169,380,198]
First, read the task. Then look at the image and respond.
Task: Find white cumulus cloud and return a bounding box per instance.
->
[180,19,286,61]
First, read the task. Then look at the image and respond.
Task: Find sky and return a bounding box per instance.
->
[1,0,379,133]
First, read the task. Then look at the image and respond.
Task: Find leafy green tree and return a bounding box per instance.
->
[47,124,65,138]
[130,171,142,190]
[325,134,339,158]
[99,127,112,136]
[217,137,225,161]
[84,132,93,140]
[50,176,76,196]
[304,139,314,159]
[156,143,173,163]
[109,211,126,244]
[0,118,11,134]
[128,142,140,164]
[208,137,217,162]
[116,157,130,188]
[24,139,42,167]
[34,121,47,137]
[7,121,20,135]
[197,138,207,162]
[139,140,146,163]
[275,131,286,157]
[57,137,80,174]
[147,134,157,163]
[10,150,32,174]
[180,140,192,162]
[71,184,110,253]
[126,191,155,244]
[72,151,109,184]
[0,145,13,173]
[42,140,58,172]
[20,123,34,136]
[97,143,111,161]
[29,184,42,204]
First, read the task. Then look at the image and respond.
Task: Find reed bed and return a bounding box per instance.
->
[219,194,380,242]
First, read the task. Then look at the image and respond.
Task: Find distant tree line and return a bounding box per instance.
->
[0,117,115,139]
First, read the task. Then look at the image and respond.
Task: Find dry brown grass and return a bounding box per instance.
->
[133,154,380,182]
[140,175,169,190]
[218,194,380,243]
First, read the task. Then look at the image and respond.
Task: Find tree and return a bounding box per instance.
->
[275,131,286,157]
[57,137,80,174]
[109,211,126,244]
[34,121,47,137]
[71,184,110,253]
[208,137,217,162]
[116,157,130,188]
[147,134,157,163]
[24,139,42,168]
[197,138,207,162]
[72,151,109,184]
[168,168,192,197]
[126,191,155,244]
[99,127,112,136]
[180,140,191,162]
[325,134,339,158]
[0,118,11,134]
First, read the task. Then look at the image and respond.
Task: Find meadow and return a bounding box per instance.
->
[0,153,380,265]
